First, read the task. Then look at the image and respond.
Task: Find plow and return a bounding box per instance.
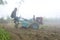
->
[18,17,39,29]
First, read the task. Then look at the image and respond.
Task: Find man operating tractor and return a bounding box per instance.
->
[11,8,41,30]
[11,8,19,28]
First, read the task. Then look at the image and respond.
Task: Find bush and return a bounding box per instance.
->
[0,28,10,40]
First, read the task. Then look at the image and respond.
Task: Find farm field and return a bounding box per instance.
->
[0,0,60,40]
[0,23,60,40]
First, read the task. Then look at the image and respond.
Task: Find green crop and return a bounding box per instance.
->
[0,28,10,40]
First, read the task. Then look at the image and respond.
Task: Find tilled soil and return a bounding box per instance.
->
[4,27,60,40]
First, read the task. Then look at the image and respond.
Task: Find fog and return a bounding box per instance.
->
[0,0,60,19]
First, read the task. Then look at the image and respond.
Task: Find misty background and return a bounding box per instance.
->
[0,0,60,25]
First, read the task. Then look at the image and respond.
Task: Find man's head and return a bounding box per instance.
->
[14,8,17,11]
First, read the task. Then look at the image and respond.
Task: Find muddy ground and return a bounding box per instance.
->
[1,23,60,40]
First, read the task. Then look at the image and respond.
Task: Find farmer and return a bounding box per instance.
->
[11,8,19,28]
[11,8,17,18]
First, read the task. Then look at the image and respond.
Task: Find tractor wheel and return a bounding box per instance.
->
[29,23,39,30]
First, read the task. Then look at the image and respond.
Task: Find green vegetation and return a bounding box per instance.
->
[0,28,10,40]
[0,0,7,5]
[0,0,4,4]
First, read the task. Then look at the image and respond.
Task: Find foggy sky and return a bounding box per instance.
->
[0,0,60,19]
